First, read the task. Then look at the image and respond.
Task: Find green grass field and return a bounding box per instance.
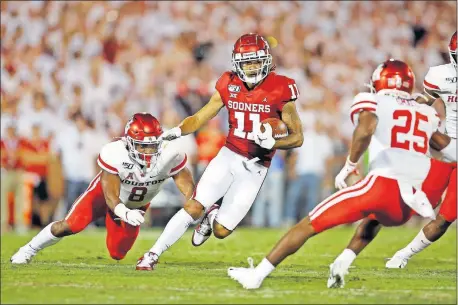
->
[1,226,456,304]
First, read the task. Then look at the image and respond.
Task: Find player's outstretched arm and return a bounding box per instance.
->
[180,91,225,135]
[172,167,195,199]
[274,102,304,149]
[100,170,145,226]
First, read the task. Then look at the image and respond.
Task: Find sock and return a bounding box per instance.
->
[150,209,194,257]
[28,222,62,252]
[334,249,357,270]
[208,209,218,231]
[255,258,275,279]
[400,229,432,259]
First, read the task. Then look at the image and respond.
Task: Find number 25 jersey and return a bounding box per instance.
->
[350,92,440,187]
[215,71,298,167]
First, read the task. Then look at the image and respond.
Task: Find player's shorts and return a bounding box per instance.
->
[64,172,150,260]
[192,146,268,231]
[438,167,457,223]
[309,159,455,233]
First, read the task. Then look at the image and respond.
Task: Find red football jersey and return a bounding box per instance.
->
[215,71,299,167]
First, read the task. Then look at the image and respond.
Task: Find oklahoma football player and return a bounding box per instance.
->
[10,113,194,264]
[386,32,457,269]
[227,59,456,289]
[136,33,304,270]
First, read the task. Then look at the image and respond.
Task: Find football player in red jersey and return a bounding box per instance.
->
[136,33,304,271]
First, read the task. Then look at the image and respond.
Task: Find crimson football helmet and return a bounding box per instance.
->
[124,113,163,172]
[368,59,415,98]
[449,31,457,68]
[232,33,273,84]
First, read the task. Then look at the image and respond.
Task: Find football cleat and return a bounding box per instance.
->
[228,257,263,290]
[191,204,219,247]
[385,251,409,269]
[327,261,349,288]
[10,245,37,264]
[136,252,159,271]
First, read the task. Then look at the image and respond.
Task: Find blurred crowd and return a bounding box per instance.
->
[1,1,456,231]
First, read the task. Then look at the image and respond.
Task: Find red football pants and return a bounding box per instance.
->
[438,167,457,222]
[65,172,149,260]
[309,159,455,233]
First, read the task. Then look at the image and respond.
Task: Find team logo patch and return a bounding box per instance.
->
[230,93,238,98]
[228,85,241,92]
[123,162,134,170]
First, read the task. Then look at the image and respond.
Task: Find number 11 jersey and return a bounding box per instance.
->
[215,71,298,167]
[350,92,440,187]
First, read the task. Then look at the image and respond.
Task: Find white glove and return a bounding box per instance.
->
[335,157,358,190]
[160,127,182,141]
[114,204,145,226]
[254,123,276,150]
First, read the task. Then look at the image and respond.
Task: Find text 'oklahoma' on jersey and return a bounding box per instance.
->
[216,71,299,167]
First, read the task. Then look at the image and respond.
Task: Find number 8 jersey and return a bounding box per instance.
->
[216,71,298,167]
[350,92,440,187]
[97,139,187,209]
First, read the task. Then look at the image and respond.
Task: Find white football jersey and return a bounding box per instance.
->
[97,139,188,209]
[423,63,457,138]
[350,92,440,188]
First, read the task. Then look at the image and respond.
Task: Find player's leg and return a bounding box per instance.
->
[137,148,234,270]
[10,174,106,264]
[328,217,382,288]
[209,159,269,239]
[227,174,388,289]
[386,167,456,268]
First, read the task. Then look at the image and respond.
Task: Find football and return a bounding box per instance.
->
[260,118,288,139]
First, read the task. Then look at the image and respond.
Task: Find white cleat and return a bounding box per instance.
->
[191,204,219,247]
[10,245,37,264]
[228,257,263,290]
[327,262,349,288]
[385,251,409,269]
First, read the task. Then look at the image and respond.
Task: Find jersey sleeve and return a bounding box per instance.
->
[423,67,442,92]
[97,142,122,175]
[214,72,232,97]
[168,152,188,176]
[350,92,378,125]
[279,77,299,112]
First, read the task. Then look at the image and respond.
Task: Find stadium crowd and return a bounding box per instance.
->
[1,1,455,232]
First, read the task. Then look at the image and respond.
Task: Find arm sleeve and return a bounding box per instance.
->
[349,92,378,125]
[169,152,188,176]
[97,143,121,174]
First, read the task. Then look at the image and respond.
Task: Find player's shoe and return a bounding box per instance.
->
[327,261,349,288]
[136,252,159,271]
[385,251,409,269]
[191,204,219,247]
[10,245,37,264]
[228,257,263,290]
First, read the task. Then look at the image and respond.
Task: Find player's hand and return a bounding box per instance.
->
[114,204,145,226]
[335,157,358,190]
[160,127,182,141]
[254,123,275,150]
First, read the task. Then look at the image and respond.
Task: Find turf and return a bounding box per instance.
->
[1,225,456,304]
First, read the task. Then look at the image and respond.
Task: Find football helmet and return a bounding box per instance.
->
[124,113,163,172]
[232,33,273,84]
[449,31,457,68]
[368,59,415,98]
